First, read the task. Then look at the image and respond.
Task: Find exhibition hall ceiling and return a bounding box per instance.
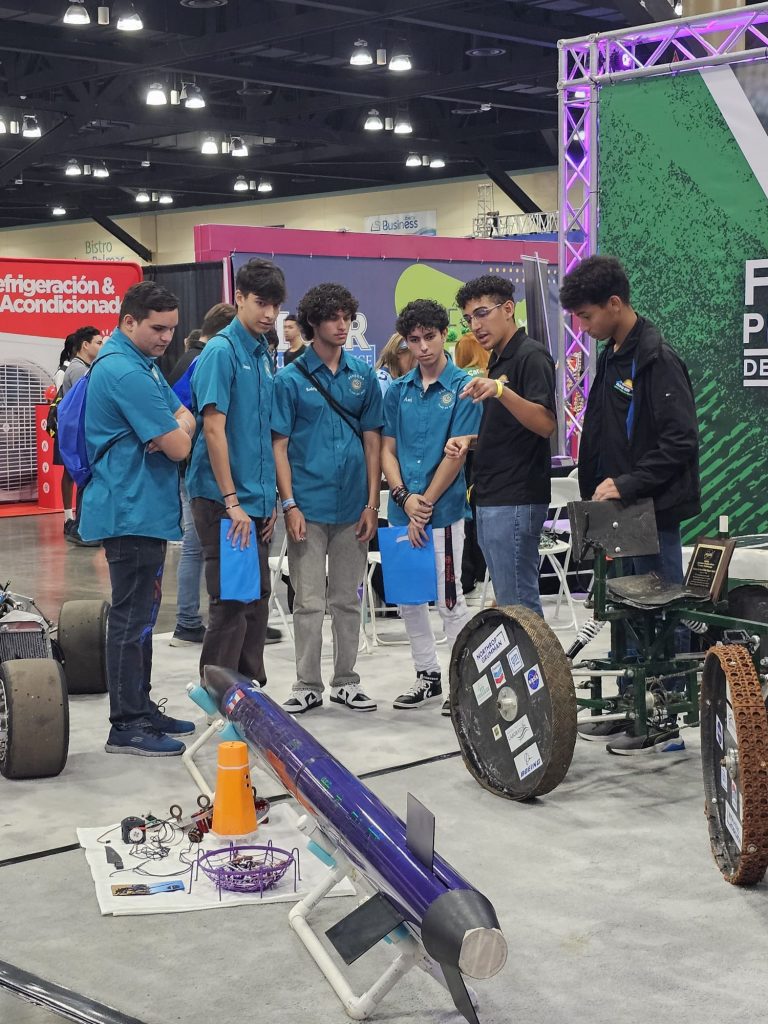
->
[0,0,675,228]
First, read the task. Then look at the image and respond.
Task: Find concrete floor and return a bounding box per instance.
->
[1,512,766,1024]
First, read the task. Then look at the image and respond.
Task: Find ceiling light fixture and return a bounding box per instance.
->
[92,160,109,178]
[376,48,387,66]
[201,135,218,154]
[230,136,248,156]
[183,83,205,108]
[350,39,373,66]
[22,115,41,138]
[158,193,173,204]
[465,44,506,57]
[170,87,181,105]
[65,158,82,176]
[405,153,421,167]
[97,5,109,24]
[135,190,150,203]
[674,0,683,13]
[63,0,90,26]
[0,116,6,135]
[384,116,394,131]
[116,3,143,30]
[146,82,167,106]
[393,110,412,135]
[364,109,383,131]
[257,178,272,193]
[429,156,445,168]
[233,175,249,192]
[388,44,412,72]
[52,206,67,216]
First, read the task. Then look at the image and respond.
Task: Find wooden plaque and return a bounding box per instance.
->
[684,537,736,601]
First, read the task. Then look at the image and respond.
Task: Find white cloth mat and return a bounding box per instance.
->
[77,802,355,916]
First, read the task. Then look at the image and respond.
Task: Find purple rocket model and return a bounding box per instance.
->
[202,665,507,1024]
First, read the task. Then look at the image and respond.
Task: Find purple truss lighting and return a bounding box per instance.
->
[557,1,768,452]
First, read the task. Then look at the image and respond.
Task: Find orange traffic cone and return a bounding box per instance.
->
[211,741,258,838]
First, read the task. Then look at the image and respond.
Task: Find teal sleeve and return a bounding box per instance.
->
[270,371,297,437]
[191,341,235,417]
[382,382,399,438]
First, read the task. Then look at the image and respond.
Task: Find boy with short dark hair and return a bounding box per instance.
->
[382,299,481,713]
[187,258,285,688]
[273,283,383,714]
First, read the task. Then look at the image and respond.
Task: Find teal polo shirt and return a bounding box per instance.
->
[271,346,384,524]
[186,318,276,519]
[383,360,482,528]
[80,329,182,541]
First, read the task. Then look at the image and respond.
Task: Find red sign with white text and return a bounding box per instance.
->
[0,257,142,339]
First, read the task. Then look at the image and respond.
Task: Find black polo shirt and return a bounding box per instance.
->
[599,330,638,482]
[473,328,556,505]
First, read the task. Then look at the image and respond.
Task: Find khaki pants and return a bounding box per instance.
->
[288,521,368,693]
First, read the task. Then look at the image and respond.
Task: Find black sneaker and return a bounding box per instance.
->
[577,718,632,742]
[64,523,100,547]
[607,727,686,756]
[266,626,282,644]
[105,725,185,757]
[393,671,442,710]
[169,625,206,647]
[148,698,196,735]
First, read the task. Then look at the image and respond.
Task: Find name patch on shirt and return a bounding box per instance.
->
[614,377,633,398]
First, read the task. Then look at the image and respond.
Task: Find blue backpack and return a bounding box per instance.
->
[171,355,199,410]
[58,353,123,488]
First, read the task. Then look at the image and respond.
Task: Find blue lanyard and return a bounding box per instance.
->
[625,358,636,441]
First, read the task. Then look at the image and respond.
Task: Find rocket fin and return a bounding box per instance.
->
[406,793,435,872]
[441,964,480,1024]
[325,892,405,966]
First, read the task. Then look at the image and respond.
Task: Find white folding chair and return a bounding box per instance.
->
[540,476,581,630]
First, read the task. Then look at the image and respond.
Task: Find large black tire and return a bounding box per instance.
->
[58,599,109,695]
[0,658,69,779]
[449,606,577,800]
[701,644,768,885]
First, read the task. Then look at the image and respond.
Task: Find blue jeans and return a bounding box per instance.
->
[176,479,204,630]
[476,504,548,616]
[103,536,166,728]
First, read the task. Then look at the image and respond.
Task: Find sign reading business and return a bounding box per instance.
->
[363,210,437,236]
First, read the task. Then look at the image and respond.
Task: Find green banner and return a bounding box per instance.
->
[598,69,768,539]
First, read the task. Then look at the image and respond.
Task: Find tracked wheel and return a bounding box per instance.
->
[449,606,577,801]
[58,599,109,695]
[701,644,768,885]
[0,658,69,779]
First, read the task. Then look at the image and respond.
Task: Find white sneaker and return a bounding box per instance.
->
[282,688,323,714]
[441,697,451,717]
[330,683,377,712]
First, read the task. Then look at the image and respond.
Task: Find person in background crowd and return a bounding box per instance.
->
[53,332,75,389]
[375,332,414,396]
[265,328,280,370]
[382,300,481,714]
[61,325,104,547]
[187,258,285,691]
[166,326,204,389]
[282,314,307,366]
[560,254,700,755]
[167,303,236,648]
[79,282,197,756]
[453,330,489,594]
[445,275,556,617]
[273,282,383,715]
[454,331,490,377]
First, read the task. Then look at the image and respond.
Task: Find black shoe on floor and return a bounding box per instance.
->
[266,626,282,644]
[64,525,100,547]
[169,624,206,647]
[393,671,442,709]
[577,718,632,742]
[607,727,686,756]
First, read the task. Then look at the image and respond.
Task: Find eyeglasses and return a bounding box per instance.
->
[461,302,503,329]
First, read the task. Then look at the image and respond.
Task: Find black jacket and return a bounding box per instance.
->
[166,338,205,388]
[578,317,700,525]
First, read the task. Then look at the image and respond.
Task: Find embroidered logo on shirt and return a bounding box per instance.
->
[349,375,365,393]
[439,391,455,408]
[614,377,633,398]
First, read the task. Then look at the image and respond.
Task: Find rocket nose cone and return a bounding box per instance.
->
[202,664,245,707]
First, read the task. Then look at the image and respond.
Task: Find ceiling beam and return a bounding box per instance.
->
[81,209,153,262]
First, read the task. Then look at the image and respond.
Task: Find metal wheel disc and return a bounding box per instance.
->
[701,644,768,885]
[448,605,577,800]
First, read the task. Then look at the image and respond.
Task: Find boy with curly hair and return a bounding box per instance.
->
[272,283,383,714]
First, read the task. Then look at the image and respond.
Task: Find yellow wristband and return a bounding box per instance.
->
[495,378,504,399]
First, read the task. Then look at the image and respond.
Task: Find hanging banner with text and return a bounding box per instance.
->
[598,63,768,538]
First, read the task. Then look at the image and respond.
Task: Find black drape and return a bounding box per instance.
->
[144,261,224,379]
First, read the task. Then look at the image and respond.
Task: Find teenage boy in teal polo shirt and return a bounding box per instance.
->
[187,258,285,688]
[272,282,383,714]
[382,299,482,714]
[81,282,197,756]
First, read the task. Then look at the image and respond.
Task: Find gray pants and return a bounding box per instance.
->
[288,521,368,693]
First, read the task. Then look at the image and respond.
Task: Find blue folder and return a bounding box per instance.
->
[220,520,261,602]
[378,526,437,605]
